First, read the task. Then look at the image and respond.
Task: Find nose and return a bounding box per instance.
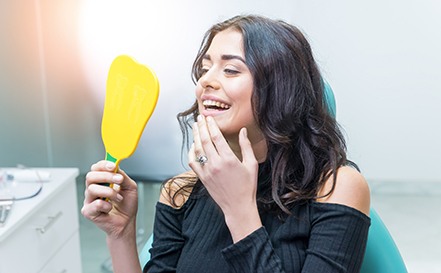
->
[199,69,221,90]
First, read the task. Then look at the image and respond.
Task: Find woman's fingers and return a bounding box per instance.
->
[239,127,257,166]
[84,183,123,204]
[85,171,123,188]
[191,115,247,171]
[87,160,119,186]
[84,160,125,208]
[192,121,205,158]
[194,115,233,158]
[82,169,124,221]
[82,160,140,238]
[188,143,197,165]
[91,160,117,172]
[81,198,113,220]
[205,116,234,158]
[196,115,220,158]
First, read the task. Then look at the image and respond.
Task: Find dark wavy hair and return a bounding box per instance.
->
[167,15,349,214]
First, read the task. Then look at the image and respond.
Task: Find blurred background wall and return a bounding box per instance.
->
[0,0,440,183]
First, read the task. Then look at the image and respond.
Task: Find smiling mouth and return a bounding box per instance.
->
[202,100,231,111]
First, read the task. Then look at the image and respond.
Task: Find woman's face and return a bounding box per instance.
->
[196,29,260,141]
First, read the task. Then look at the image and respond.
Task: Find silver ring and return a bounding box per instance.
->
[197,155,208,166]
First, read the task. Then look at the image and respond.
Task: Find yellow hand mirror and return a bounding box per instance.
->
[101,55,160,183]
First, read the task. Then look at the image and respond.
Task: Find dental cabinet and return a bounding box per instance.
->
[0,168,82,273]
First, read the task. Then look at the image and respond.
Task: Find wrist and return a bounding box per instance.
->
[224,205,262,243]
[106,219,142,273]
[106,220,137,257]
[106,217,137,241]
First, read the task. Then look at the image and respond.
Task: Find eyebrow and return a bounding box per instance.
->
[203,54,246,64]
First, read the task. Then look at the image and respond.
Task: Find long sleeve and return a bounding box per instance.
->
[302,202,370,273]
[221,227,285,273]
[220,202,370,273]
[143,202,186,273]
[143,191,370,273]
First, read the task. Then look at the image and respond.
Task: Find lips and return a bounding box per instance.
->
[202,99,231,111]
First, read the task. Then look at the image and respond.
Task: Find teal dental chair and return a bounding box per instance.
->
[323,81,407,272]
[139,82,408,273]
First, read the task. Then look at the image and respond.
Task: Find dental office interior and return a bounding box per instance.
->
[1,0,440,272]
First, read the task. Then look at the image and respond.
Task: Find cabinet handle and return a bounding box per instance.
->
[36,211,63,234]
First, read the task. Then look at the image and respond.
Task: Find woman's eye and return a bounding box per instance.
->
[224,69,239,75]
[200,67,209,75]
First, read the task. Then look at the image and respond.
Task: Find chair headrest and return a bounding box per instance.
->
[323,80,337,118]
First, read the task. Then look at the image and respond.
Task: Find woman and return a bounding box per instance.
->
[82,15,371,273]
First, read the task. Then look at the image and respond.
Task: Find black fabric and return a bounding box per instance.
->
[144,190,370,273]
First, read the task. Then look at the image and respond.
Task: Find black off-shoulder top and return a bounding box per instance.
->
[144,166,370,273]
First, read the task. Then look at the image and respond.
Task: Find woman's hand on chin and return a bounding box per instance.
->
[189,115,262,242]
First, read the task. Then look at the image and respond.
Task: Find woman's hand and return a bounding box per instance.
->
[189,115,262,242]
[81,160,139,239]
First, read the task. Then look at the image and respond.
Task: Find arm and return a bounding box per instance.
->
[190,116,263,243]
[221,167,371,273]
[81,160,142,273]
[143,175,193,272]
[302,202,371,273]
[221,227,285,273]
[107,221,141,273]
[190,116,369,272]
[190,116,282,272]
[304,166,371,272]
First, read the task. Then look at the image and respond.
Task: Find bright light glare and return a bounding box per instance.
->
[77,0,200,178]
[78,0,170,107]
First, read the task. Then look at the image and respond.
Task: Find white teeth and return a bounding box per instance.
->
[202,100,231,109]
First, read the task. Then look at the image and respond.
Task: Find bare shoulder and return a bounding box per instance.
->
[159,170,197,208]
[317,166,370,216]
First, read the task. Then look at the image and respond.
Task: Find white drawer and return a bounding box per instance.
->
[0,182,79,273]
[38,231,82,273]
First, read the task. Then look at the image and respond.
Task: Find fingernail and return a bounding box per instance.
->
[242,127,248,137]
[116,193,123,202]
[197,115,203,122]
[112,174,123,182]
[106,162,115,170]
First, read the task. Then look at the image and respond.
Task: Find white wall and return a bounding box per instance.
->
[290,1,441,182]
[1,0,440,183]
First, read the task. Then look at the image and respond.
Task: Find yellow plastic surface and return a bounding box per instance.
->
[101,55,160,167]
